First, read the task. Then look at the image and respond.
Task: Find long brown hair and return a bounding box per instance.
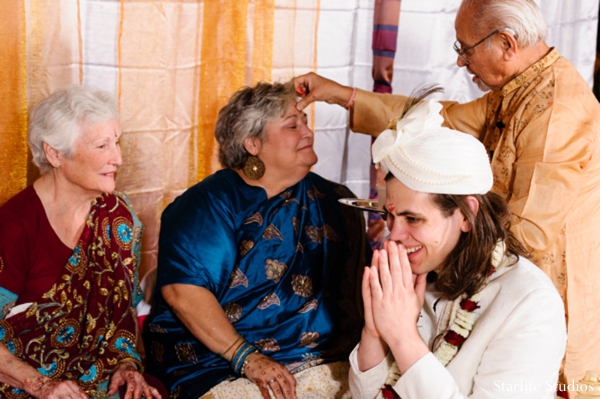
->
[430,191,528,299]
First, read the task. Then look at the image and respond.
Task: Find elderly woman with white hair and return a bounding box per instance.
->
[347,96,566,398]
[0,86,163,399]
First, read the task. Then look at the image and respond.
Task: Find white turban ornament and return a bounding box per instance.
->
[372,99,493,195]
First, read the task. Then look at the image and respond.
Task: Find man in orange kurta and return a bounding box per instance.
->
[294,1,600,396]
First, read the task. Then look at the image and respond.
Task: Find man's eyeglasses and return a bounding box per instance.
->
[453,27,513,64]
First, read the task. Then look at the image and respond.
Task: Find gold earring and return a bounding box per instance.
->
[243,155,265,180]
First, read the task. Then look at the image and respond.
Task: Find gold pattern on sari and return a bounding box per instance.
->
[244,212,264,226]
[265,259,287,283]
[152,341,165,364]
[175,342,198,364]
[263,224,283,241]
[298,299,318,314]
[299,332,320,348]
[229,267,249,288]
[257,292,281,309]
[305,226,323,244]
[223,302,242,323]
[291,275,313,298]
[255,338,280,352]
[239,240,254,257]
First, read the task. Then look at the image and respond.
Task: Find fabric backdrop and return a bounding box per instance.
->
[0,0,597,275]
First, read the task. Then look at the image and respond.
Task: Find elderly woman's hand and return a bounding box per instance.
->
[244,353,297,399]
[24,376,88,399]
[108,361,161,399]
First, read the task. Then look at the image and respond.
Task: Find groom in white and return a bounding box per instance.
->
[347,98,566,399]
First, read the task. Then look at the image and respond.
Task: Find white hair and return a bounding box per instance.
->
[460,0,548,48]
[28,85,119,174]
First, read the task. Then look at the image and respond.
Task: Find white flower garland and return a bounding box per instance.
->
[376,241,506,399]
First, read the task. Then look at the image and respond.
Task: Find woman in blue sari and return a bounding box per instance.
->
[143,81,370,399]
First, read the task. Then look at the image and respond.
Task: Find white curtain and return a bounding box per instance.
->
[311,0,599,199]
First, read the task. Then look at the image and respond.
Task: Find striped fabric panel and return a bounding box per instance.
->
[371,1,401,94]
[368,0,402,247]
[373,24,399,54]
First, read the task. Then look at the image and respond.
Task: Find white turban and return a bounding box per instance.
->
[372,99,493,195]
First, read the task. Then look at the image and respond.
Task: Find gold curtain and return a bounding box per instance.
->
[0,0,319,276]
[0,0,28,205]
[116,0,278,275]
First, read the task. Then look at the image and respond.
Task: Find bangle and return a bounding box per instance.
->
[240,350,259,377]
[229,339,245,361]
[230,340,249,370]
[230,342,258,376]
[218,334,242,359]
[345,87,357,110]
[119,357,145,374]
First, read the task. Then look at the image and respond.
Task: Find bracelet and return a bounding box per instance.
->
[230,340,249,370]
[228,339,246,362]
[119,357,145,374]
[345,87,357,110]
[240,349,259,377]
[230,341,258,376]
[232,342,255,374]
[218,334,242,359]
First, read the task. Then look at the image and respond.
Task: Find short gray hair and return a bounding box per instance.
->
[460,0,548,48]
[28,85,119,174]
[215,81,296,169]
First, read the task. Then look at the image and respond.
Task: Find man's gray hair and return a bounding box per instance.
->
[28,85,119,174]
[215,81,296,169]
[460,0,548,48]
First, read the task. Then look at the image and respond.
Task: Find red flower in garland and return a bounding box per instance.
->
[381,385,400,399]
[460,298,481,312]
[444,330,467,347]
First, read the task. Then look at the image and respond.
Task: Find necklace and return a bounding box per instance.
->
[377,241,506,399]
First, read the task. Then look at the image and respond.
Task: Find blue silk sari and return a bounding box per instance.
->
[144,169,369,399]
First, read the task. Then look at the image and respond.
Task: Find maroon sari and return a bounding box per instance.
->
[0,193,143,398]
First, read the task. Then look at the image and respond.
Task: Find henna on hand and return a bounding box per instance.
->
[244,353,297,399]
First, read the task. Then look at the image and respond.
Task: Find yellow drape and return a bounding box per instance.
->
[0,0,307,276]
[252,0,275,83]
[115,0,278,275]
[197,0,249,180]
[0,0,28,205]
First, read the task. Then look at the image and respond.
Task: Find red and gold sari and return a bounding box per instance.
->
[0,193,143,398]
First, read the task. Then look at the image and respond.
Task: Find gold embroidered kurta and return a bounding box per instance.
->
[350,48,600,392]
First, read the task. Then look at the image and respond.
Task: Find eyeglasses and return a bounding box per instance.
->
[453,27,510,64]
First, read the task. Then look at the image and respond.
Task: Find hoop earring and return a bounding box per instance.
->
[243,155,265,180]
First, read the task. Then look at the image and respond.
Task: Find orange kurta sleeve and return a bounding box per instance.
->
[350,88,489,139]
[350,89,411,136]
[439,97,489,139]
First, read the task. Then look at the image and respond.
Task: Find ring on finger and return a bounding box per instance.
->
[267,378,277,383]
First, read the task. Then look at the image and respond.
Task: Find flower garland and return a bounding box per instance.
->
[377,241,506,399]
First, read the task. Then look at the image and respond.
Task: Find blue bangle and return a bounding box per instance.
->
[233,343,255,375]
[231,342,258,376]
[240,349,259,377]
[230,341,249,369]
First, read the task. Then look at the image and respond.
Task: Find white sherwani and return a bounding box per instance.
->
[349,256,566,399]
